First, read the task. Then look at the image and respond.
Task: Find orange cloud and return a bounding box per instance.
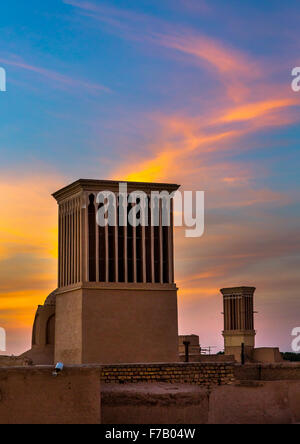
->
[156,31,260,77]
[0,173,63,260]
[0,172,64,349]
[111,104,293,183]
[65,0,261,104]
[220,98,298,123]
[112,126,239,183]
[178,286,218,300]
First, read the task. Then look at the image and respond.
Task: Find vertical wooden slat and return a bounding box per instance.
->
[105,219,109,283]
[67,201,71,286]
[114,195,119,283]
[169,199,174,284]
[85,193,89,282]
[75,198,79,283]
[159,200,163,284]
[58,205,62,287]
[142,223,146,283]
[151,208,155,284]
[95,196,99,282]
[63,203,66,287]
[70,200,74,285]
[78,198,81,282]
[133,222,137,284]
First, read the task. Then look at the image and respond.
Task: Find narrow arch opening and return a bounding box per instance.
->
[88,194,96,281]
[46,314,55,346]
[32,314,39,346]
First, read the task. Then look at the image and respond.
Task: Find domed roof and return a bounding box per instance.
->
[44,289,58,306]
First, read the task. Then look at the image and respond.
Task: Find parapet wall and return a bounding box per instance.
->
[102,380,300,424]
[101,363,235,386]
[0,363,300,424]
[0,355,32,367]
[234,363,300,381]
[0,366,101,424]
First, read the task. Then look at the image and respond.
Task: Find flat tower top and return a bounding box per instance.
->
[52,179,181,202]
[220,286,256,295]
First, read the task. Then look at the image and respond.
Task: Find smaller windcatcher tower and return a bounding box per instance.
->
[221,287,256,362]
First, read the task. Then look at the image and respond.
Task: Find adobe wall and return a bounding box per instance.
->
[0,366,101,424]
[252,347,283,363]
[55,289,83,364]
[101,383,211,424]
[82,287,179,365]
[1,363,299,424]
[101,362,300,424]
[209,380,300,424]
[179,354,235,363]
[0,356,32,367]
[21,345,54,365]
[101,380,300,424]
[55,286,179,365]
[234,362,300,381]
[199,354,235,363]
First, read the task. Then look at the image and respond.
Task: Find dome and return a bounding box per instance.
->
[44,289,58,306]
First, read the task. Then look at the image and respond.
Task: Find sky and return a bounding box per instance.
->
[0,0,300,355]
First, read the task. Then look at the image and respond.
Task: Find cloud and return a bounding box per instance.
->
[111,95,299,184]
[155,31,259,77]
[63,3,300,183]
[220,98,298,123]
[0,171,64,348]
[0,172,63,259]
[0,55,111,94]
[63,0,261,103]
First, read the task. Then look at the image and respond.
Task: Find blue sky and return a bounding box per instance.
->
[0,0,300,354]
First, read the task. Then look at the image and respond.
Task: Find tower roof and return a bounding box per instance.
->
[220,286,256,295]
[52,179,180,203]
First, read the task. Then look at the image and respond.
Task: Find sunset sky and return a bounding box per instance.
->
[1,0,300,355]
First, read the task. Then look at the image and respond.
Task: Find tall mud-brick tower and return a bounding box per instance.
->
[221,287,256,362]
[52,179,180,364]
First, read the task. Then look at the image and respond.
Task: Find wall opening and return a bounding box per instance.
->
[46,315,55,346]
[88,194,96,281]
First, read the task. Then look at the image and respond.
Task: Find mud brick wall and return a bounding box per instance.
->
[0,366,101,424]
[101,363,235,386]
[234,363,300,381]
[0,356,32,367]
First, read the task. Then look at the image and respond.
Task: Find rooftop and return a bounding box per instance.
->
[52,179,181,202]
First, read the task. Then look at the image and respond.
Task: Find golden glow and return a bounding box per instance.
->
[0,173,64,336]
[221,99,297,123]
[178,287,218,299]
[0,174,62,259]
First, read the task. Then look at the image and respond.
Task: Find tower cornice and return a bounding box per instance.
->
[52,179,180,203]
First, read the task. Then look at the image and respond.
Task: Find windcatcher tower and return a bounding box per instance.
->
[53,179,180,364]
[221,287,256,362]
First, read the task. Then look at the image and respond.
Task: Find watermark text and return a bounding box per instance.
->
[291,67,300,92]
[0,327,6,352]
[291,327,300,352]
[95,183,205,238]
[0,67,6,92]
